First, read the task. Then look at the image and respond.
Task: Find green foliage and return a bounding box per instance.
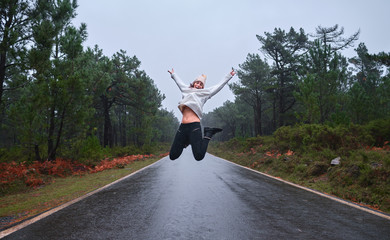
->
[71,136,108,166]
[205,26,390,137]
[365,118,390,145]
[221,136,264,153]
[257,27,308,127]
[86,48,165,148]
[0,2,170,161]
[230,54,272,135]
[308,162,328,176]
[293,164,307,177]
[298,38,350,124]
[1,0,390,191]
[152,109,179,143]
[1,179,30,196]
[203,98,255,140]
[368,51,390,67]
[0,0,34,111]
[109,145,140,157]
[294,73,320,123]
[109,143,161,157]
[326,148,390,207]
[209,119,390,213]
[273,123,373,153]
[347,43,384,123]
[0,147,29,163]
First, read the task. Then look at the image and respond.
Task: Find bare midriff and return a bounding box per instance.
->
[181,106,200,123]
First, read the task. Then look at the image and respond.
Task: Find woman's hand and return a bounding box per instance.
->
[168,68,174,74]
[230,68,236,76]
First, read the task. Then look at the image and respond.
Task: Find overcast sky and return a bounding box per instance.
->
[72,0,390,120]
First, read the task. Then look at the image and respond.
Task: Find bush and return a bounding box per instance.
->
[0,146,31,163]
[224,137,248,152]
[294,164,307,177]
[73,136,108,166]
[110,145,140,157]
[210,119,390,213]
[273,123,374,153]
[308,162,328,176]
[366,118,390,146]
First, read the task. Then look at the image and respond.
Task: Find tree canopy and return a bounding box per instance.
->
[1,2,389,162]
[0,0,178,162]
[203,25,389,139]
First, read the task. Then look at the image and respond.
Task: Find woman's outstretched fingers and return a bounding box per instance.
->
[168,68,174,74]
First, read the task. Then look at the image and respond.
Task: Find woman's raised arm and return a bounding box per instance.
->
[169,68,187,91]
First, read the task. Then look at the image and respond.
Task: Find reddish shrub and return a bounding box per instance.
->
[1,154,158,191]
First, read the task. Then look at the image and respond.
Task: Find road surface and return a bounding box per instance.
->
[2,148,390,239]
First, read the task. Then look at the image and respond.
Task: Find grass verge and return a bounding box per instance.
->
[208,137,390,215]
[0,157,162,230]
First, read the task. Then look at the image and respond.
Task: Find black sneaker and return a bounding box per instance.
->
[204,127,222,139]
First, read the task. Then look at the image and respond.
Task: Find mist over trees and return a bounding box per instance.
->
[203,25,390,140]
[0,0,178,162]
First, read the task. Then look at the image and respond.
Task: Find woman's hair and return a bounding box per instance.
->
[190,81,205,88]
[190,74,206,88]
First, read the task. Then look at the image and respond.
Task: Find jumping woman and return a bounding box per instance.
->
[168,68,236,161]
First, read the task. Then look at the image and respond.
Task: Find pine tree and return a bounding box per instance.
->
[230,54,271,135]
[348,43,383,123]
[0,0,36,128]
[297,25,359,124]
[256,27,308,127]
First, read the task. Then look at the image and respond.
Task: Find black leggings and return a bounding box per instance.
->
[169,122,210,161]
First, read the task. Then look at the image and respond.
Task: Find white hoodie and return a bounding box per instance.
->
[171,72,233,119]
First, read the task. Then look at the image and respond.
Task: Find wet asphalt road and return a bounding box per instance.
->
[3,148,390,240]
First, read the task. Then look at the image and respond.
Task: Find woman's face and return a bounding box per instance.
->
[193,81,204,89]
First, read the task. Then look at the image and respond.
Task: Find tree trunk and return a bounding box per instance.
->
[121,110,127,147]
[49,107,66,160]
[255,102,262,136]
[35,144,42,162]
[47,105,56,160]
[253,106,262,136]
[0,5,12,112]
[102,96,113,148]
[0,53,6,112]
[278,77,285,127]
[272,95,277,131]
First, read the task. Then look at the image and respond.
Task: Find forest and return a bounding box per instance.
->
[203,26,390,141]
[0,0,179,164]
[1,0,390,164]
